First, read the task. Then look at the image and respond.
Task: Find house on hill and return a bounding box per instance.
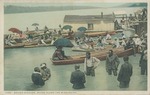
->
[63,13,115,32]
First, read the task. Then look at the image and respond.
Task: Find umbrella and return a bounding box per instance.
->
[74,31,85,38]
[32,23,39,26]
[62,25,72,30]
[77,27,87,32]
[53,38,74,47]
[9,28,22,34]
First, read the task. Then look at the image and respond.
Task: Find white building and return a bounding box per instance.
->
[63,13,115,32]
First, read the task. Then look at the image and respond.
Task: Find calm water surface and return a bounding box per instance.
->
[4,46,147,91]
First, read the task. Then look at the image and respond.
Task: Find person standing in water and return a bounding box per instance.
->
[84,52,100,76]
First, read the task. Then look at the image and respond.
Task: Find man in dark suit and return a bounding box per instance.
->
[139,46,147,75]
[106,50,120,76]
[70,65,86,89]
[117,56,133,88]
[31,67,45,86]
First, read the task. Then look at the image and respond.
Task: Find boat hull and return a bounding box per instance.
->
[51,48,133,65]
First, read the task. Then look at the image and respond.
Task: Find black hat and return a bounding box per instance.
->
[34,67,40,72]
[75,64,80,69]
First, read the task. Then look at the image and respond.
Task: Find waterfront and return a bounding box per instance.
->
[4,7,147,91]
[4,7,143,34]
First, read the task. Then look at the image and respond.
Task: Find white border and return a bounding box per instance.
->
[0,0,149,95]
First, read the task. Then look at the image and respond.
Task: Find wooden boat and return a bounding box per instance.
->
[4,43,24,49]
[62,31,116,38]
[4,39,52,49]
[72,46,94,52]
[24,44,53,48]
[51,47,133,65]
[72,39,114,52]
[84,31,116,37]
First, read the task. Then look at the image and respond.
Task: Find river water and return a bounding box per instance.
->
[4,7,147,91]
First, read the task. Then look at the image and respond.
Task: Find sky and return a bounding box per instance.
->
[4,3,127,7]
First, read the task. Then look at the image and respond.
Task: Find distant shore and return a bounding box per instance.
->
[4,5,99,14]
[4,3,147,14]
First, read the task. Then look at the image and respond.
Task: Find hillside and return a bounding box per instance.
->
[117,3,147,7]
[4,5,98,14]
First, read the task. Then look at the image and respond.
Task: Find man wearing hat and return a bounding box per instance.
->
[40,63,51,81]
[70,65,86,89]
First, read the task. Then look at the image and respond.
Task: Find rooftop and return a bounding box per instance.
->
[64,14,115,24]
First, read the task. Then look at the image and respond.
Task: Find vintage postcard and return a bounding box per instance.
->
[0,0,149,95]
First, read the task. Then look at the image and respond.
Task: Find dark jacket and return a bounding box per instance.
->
[52,49,64,60]
[139,50,147,67]
[31,72,45,86]
[70,70,86,89]
[106,54,120,70]
[117,61,133,82]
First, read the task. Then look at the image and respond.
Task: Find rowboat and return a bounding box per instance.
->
[4,39,52,49]
[24,44,53,48]
[4,43,24,49]
[72,46,94,52]
[72,39,114,52]
[51,47,133,65]
[62,31,116,38]
[84,31,116,37]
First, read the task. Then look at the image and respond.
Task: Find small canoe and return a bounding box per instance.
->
[24,44,53,48]
[51,48,133,65]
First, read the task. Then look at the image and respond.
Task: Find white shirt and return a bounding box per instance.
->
[84,57,100,72]
[121,39,126,46]
[106,34,111,40]
[114,39,120,48]
[133,38,141,46]
[41,39,46,45]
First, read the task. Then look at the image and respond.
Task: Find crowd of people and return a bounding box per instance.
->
[74,31,147,57]
[31,45,147,89]
[4,25,64,46]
